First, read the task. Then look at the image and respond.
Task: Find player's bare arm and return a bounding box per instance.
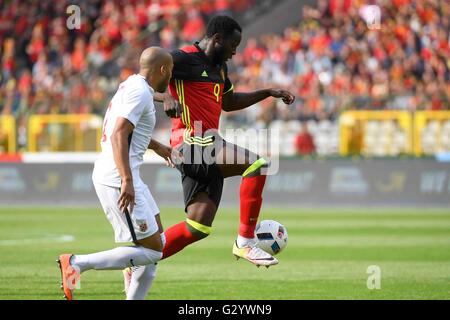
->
[111,117,135,213]
[222,88,295,112]
[148,138,183,168]
[153,91,182,118]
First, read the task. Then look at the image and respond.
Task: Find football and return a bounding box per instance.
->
[254,220,288,255]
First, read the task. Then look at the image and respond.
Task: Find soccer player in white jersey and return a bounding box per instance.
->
[57,47,177,300]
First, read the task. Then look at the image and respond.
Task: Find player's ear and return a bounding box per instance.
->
[212,33,223,45]
[160,65,166,76]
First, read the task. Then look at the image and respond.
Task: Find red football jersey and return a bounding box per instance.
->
[168,43,233,147]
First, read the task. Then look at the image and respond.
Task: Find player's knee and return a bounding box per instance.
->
[243,157,270,177]
[145,250,162,264]
[185,218,212,240]
[195,230,210,240]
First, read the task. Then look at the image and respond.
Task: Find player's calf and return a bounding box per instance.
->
[162,193,216,259]
[162,218,211,259]
[237,163,267,248]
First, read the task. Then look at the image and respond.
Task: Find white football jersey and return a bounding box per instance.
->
[92,74,156,189]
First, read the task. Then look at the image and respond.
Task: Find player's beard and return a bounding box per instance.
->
[156,76,170,93]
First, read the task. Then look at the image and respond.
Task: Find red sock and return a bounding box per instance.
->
[162,221,202,259]
[239,175,266,238]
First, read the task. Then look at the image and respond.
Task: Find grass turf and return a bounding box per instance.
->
[0,206,449,300]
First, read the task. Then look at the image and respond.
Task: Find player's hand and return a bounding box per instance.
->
[154,144,184,168]
[118,179,135,214]
[163,93,182,118]
[269,89,295,105]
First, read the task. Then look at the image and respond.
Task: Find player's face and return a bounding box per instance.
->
[214,30,241,64]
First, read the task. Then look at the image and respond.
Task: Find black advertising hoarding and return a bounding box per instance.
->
[0,159,449,207]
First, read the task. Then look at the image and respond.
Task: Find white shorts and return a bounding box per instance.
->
[93,183,160,243]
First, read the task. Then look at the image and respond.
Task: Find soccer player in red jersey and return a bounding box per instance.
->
[156,16,295,267]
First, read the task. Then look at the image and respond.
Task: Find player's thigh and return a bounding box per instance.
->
[186,192,218,227]
[216,140,260,178]
[94,183,161,246]
[179,160,224,214]
[154,214,163,234]
[179,144,216,180]
[134,214,163,250]
[132,186,163,251]
[135,231,163,251]
[93,183,133,243]
[144,186,164,233]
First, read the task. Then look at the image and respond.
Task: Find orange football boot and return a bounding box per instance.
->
[57,254,80,300]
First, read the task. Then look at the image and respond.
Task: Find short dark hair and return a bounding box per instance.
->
[205,15,242,39]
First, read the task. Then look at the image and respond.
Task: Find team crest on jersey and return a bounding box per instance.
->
[136,220,148,232]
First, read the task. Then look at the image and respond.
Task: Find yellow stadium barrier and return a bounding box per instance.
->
[18,111,450,155]
[339,111,413,156]
[28,114,103,152]
[0,115,16,153]
[414,111,450,156]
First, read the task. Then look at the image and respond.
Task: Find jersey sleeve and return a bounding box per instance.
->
[116,85,146,127]
[223,63,233,94]
[170,49,190,80]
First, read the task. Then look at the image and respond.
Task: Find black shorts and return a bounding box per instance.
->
[175,142,224,212]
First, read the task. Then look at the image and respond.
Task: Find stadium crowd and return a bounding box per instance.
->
[225,0,450,128]
[0,0,449,153]
[0,0,253,117]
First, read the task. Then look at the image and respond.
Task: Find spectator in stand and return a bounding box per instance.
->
[295,122,316,156]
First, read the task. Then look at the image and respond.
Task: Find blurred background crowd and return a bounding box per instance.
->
[0,0,449,155]
[228,0,449,126]
[0,0,254,120]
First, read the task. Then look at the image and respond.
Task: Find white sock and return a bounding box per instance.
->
[124,233,164,300]
[71,246,162,272]
[237,235,254,248]
[126,263,157,300]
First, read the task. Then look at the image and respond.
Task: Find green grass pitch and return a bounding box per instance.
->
[0,206,449,300]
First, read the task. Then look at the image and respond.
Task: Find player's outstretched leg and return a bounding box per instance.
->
[217,142,278,268]
[232,158,278,267]
[58,232,162,300]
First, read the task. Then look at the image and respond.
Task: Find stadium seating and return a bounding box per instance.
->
[0,0,449,156]
[421,119,450,155]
